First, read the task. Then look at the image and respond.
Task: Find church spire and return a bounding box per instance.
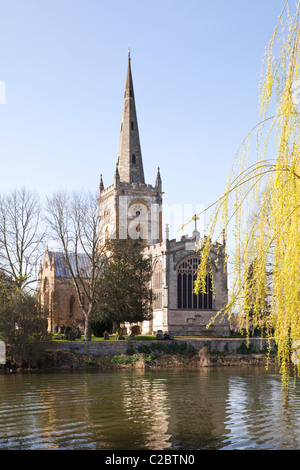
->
[99,174,104,192]
[155,167,162,191]
[116,51,145,185]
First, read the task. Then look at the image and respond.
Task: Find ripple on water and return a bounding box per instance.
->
[1,368,300,450]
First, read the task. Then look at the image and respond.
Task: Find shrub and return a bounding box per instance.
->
[142,353,156,363]
[64,326,72,340]
[111,354,138,365]
[91,318,113,337]
[136,341,196,356]
[237,342,254,354]
[126,343,136,356]
[86,357,97,366]
[0,290,50,368]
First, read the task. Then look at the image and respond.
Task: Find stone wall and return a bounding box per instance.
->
[49,337,276,358]
[50,339,128,357]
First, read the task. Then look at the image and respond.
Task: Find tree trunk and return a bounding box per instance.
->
[84,304,93,341]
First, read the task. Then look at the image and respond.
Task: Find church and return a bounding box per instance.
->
[37,53,230,337]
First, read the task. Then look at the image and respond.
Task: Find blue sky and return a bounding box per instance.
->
[0,0,290,240]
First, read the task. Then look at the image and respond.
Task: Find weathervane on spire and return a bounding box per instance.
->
[128,44,131,59]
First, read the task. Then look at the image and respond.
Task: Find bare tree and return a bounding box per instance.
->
[46,190,106,341]
[0,187,46,290]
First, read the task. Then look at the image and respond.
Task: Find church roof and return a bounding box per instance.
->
[48,251,92,278]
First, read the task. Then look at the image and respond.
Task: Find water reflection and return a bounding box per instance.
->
[223,370,300,449]
[120,371,172,449]
[1,366,300,449]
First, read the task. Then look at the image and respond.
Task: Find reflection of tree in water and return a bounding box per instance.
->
[164,369,229,450]
[117,369,230,450]
[39,373,98,449]
[121,370,172,450]
[223,371,300,450]
[83,370,172,450]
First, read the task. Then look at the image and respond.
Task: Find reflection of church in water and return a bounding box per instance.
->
[38,53,229,337]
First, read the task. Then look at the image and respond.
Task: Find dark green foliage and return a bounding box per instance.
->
[110,354,138,365]
[136,341,197,357]
[110,352,157,365]
[96,238,152,328]
[125,343,136,356]
[91,318,113,337]
[236,342,255,354]
[64,326,72,340]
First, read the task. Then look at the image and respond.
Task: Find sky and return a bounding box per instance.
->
[0,0,292,241]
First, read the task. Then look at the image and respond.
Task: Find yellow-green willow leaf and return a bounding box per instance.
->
[183,1,300,391]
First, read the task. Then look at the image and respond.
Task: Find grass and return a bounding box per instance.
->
[51,333,157,342]
[52,333,249,342]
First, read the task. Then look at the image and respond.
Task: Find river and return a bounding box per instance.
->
[0,365,300,450]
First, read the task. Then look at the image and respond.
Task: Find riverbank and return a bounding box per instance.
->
[1,337,278,372]
[41,348,277,371]
[39,337,278,371]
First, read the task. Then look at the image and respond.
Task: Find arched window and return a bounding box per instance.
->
[132,154,136,164]
[177,257,213,310]
[69,295,75,318]
[153,260,162,310]
[43,278,49,312]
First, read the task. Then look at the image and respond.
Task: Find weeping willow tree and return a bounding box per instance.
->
[192,0,300,389]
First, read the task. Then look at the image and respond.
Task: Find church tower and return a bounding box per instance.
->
[98,51,163,245]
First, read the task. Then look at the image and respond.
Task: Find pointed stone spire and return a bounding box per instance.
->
[99,174,104,192]
[155,167,162,191]
[116,51,145,184]
[114,164,120,188]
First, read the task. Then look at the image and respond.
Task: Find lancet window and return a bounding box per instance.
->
[153,260,162,310]
[69,295,75,318]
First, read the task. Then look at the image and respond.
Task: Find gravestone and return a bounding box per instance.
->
[156,330,164,340]
[75,326,82,339]
[131,325,141,335]
[68,330,76,341]
[103,331,109,340]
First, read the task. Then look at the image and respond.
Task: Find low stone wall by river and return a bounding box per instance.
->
[49,337,276,357]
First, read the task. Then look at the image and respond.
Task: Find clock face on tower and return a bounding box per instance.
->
[129,203,145,217]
